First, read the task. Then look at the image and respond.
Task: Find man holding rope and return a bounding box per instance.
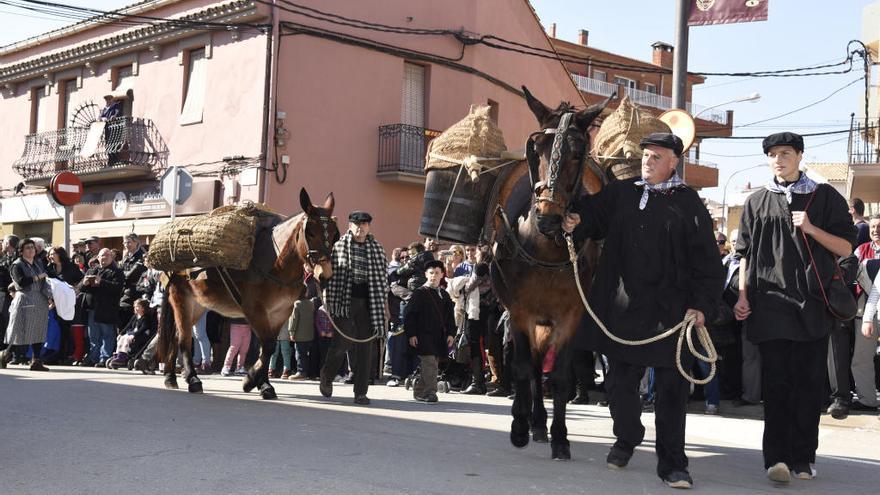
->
[319,211,389,406]
[734,132,856,484]
[563,132,723,489]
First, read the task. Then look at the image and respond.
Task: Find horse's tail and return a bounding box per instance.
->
[156,275,176,362]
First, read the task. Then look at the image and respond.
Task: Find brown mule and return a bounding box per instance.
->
[156,188,339,399]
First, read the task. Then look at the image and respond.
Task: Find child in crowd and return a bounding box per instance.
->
[287,296,315,380]
[109,299,155,367]
[222,318,251,376]
[404,260,455,403]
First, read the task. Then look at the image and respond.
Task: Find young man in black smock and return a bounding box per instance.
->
[733,132,856,484]
[563,133,723,489]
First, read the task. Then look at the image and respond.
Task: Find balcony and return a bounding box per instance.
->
[13,117,169,186]
[683,156,719,189]
[571,73,729,125]
[377,124,441,184]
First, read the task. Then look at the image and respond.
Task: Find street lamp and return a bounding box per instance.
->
[721,163,765,233]
[694,92,761,119]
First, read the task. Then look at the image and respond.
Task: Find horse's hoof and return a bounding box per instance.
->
[164,377,179,390]
[187,381,203,394]
[260,385,277,400]
[532,427,549,443]
[510,420,529,448]
[552,442,571,461]
[242,376,256,393]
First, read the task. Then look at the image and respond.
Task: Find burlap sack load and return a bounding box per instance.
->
[146,202,262,272]
[425,104,507,182]
[593,96,671,180]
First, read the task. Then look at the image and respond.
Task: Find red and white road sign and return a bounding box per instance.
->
[49,172,84,207]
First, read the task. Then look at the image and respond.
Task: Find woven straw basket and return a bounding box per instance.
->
[146,205,258,272]
[593,97,671,180]
[425,104,507,174]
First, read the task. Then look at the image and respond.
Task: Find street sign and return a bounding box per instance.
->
[161,166,193,206]
[49,171,83,206]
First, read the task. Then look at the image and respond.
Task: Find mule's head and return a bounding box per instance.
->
[523,86,608,237]
[298,188,340,280]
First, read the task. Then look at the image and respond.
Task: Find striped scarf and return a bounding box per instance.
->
[325,231,388,337]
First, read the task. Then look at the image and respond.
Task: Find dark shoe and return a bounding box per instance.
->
[79,357,95,367]
[425,393,438,403]
[29,359,49,372]
[462,383,486,395]
[0,349,11,369]
[569,393,590,405]
[487,387,510,397]
[94,359,106,368]
[850,400,878,412]
[319,377,333,398]
[790,462,815,480]
[732,398,760,407]
[641,400,655,413]
[661,470,693,489]
[606,445,632,470]
[826,398,850,420]
[353,395,370,405]
[343,375,354,384]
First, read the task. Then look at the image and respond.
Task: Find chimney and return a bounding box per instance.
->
[651,41,674,69]
[578,29,589,46]
[549,22,556,38]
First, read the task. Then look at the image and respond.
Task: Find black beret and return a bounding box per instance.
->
[762,132,804,154]
[348,211,372,223]
[639,132,684,157]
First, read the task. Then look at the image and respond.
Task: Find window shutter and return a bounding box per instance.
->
[401,62,425,127]
[180,49,207,125]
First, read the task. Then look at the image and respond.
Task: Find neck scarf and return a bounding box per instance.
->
[765,172,817,204]
[634,172,685,210]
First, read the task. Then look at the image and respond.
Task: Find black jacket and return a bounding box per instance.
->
[120,247,147,306]
[46,261,84,286]
[80,263,125,325]
[572,178,725,367]
[404,285,455,357]
[121,312,156,350]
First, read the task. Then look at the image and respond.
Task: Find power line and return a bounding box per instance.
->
[698,128,852,140]
[701,135,850,158]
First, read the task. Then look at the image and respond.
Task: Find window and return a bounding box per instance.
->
[613,76,637,89]
[401,62,425,127]
[593,70,607,82]
[644,83,657,94]
[113,64,134,91]
[180,48,207,125]
[59,79,78,129]
[30,86,47,133]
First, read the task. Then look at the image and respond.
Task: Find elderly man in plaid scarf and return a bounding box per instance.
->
[319,210,389,405]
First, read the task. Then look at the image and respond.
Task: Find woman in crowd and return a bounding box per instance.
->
[0,238,52,371]
[46,246,84,364]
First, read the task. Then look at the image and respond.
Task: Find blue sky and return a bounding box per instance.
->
[1,0,876,200]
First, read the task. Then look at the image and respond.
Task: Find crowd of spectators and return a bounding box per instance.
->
[2,205,878,419]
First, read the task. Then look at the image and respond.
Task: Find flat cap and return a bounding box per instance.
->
[124,233,140,241]
[762,132,804,154]
[639,132,684,157]
[348,211,373,223]
[85,235,101,243]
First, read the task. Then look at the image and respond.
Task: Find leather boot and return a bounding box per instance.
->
[0,348,11,369]
[29,358,49,372]
[570,382,590,404]
[462,360,486,394]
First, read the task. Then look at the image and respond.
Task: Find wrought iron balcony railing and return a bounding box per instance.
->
[13,117,169,181]
[377,124,441,176]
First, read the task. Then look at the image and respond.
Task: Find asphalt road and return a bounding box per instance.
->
[1,366,878,494]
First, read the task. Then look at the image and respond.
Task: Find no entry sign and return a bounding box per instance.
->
[50,172,84,206]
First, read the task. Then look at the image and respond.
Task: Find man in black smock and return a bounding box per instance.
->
[733,132,856,484]
[564,133,723,489]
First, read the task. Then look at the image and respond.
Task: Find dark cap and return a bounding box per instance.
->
[124,233,140,242]
[348,211,372,223]
[85,236,100,243]
[639,132,684,157]
[762,132,804,154]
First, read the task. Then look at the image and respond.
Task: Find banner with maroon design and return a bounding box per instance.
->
[688,0,769,26]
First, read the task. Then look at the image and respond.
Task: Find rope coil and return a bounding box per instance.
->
[564,234,717,385]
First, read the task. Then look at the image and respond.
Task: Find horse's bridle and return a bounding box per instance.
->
[300,213,335,266]
[525,112,585,214]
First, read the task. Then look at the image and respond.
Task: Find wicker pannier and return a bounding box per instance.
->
[146,206,258,272]
[593,96,671,180]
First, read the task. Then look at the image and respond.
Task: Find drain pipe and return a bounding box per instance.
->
[259,1,280,204]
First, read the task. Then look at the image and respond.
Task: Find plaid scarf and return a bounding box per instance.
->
[634,172,685,210]
[326,231,388,337]
[765,172,817,204]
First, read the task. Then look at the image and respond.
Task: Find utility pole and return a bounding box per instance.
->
[672,0,690,180]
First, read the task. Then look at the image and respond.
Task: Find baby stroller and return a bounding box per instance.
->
[404,355,472,393]
[106,333,151,371]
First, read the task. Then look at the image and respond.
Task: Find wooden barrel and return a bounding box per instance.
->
[419,166,497,245]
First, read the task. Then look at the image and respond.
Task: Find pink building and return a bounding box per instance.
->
[0,0,585,252]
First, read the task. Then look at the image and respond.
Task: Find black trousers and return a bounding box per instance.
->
[320,297,374,397]
[759,336,828,468]
[828,320,853,401]
[606,358,690,477]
